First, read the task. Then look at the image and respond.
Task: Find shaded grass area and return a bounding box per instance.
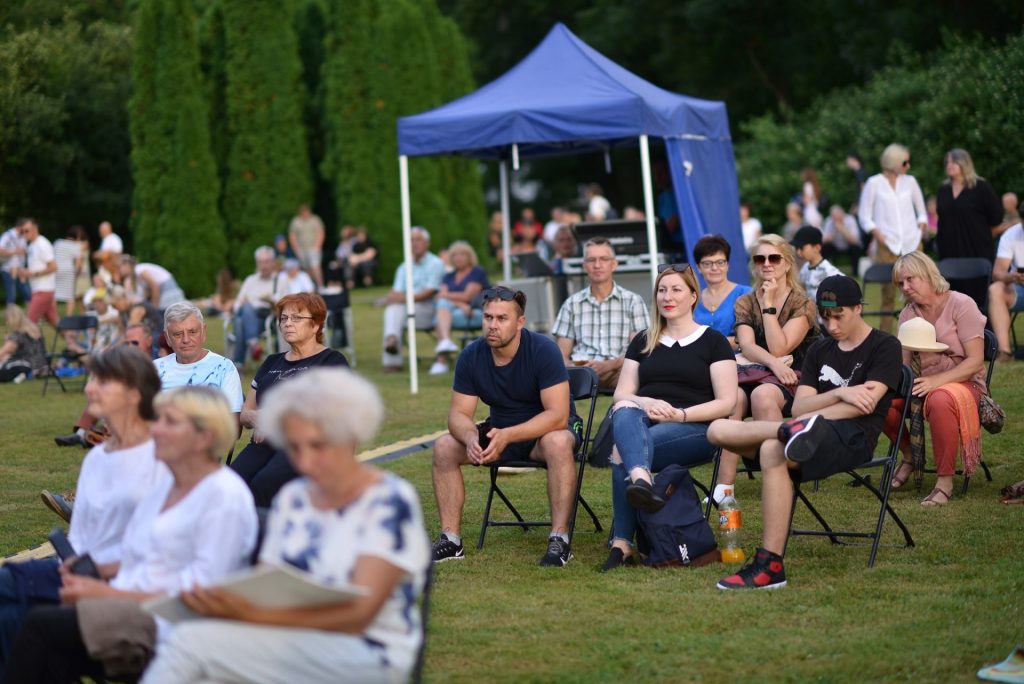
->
[1,283,1023,682]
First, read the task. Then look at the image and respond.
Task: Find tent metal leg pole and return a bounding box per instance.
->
[500,160,512,283]
[399,154,418,394]
[638,134,659,289]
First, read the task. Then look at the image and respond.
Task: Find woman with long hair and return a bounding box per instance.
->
[712,234,817,503]
[601,264,737,571]
[934,148,1003,311]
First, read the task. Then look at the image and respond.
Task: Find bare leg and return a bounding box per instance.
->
[759,439,797,555]
[431,433,471,536]
[715,388,747,486]
[436,304,453,343]
[988,281,1016,354]
[532,430,578,534]
[707,418,784,456]
[751,383,786,420]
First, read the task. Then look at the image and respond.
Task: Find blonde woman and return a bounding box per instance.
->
[602,264,737,570]
[429,241,489,375]
[712,234,817,503]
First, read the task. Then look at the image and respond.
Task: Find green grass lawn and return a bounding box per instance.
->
[2,284,1023,682]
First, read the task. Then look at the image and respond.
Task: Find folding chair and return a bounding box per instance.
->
[323,291,356,367]
[938,257,993,312]
[41,315,98,396]
[410,561,434,684]
[860,262,899,328]
[477,366,603,549]
[788,364,915,567]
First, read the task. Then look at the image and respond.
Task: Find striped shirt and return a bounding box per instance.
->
[552,282,649,361]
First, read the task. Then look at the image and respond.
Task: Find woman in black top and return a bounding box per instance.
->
[935,148,1003,311]
[602,264,737,571]
[230,292,348,506]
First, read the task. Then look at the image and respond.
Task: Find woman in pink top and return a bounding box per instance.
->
[885,252,987,507]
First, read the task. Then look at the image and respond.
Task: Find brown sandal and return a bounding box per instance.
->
[921,487,952,507]
[890,461,913,490]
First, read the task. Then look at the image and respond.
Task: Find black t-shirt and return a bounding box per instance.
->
[625,326,734,415]
[251,348,349,406]
[935,179,1002,261]
[453,328,569,429]
[798,328,902,448]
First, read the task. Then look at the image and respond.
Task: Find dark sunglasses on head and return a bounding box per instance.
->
[657,262,693,274]
[482,286,526,307]
[752,254,784,265]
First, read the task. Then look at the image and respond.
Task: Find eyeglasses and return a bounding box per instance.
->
[752,254,784,266]
[902,159,910,168]
[698,259,728,270]
[126,340,140,346]
[657,262,693,274]
[278,314,314,325]
[583,256,616,265]
[482,286,526,309]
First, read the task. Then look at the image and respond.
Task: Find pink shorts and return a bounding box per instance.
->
[28,290,58,326]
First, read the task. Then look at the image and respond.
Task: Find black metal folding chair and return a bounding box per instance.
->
[788,364,916,567]
[41,315,98,396]
[477,366,603,549]
[861,262,899,328]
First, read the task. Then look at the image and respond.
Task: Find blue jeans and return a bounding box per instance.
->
[0,562,60,678]
[232,303,269,363]
[610,406,716,545]
[434,298,483,330]
[1,271,29,306]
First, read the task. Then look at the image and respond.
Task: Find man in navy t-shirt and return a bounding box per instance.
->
[431,287,579,568]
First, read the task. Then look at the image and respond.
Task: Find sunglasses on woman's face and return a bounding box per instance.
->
[752,253,783,266]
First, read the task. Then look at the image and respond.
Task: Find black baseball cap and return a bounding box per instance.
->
[817,275,863,308]
[790,226,823,248]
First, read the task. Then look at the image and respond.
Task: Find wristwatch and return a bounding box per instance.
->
[762,307,777,315]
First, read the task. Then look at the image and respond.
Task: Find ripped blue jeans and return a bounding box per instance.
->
[610,406,716,545]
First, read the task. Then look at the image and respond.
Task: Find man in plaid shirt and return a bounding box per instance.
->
[552,237,649,389]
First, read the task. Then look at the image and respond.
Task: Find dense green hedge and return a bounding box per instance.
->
[736,34,1024,231]
[130,0,226,296]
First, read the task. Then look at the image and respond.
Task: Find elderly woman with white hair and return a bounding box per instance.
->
[2,386,257,683]
[141,368,430,684]
[858,143,929,333]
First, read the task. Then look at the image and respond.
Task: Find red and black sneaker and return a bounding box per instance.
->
[716,547,787,590]
[779,414,826,463]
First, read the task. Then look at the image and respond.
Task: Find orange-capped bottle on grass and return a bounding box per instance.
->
[718,487,745,563]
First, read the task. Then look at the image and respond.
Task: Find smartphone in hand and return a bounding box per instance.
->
[47,527,102,579]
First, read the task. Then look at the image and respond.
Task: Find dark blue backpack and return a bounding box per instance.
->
[636,465,720,568]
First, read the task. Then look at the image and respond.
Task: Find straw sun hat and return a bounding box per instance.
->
[897,317,949,353]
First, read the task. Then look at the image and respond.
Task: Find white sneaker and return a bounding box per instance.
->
[434,338,459,354]
[428,361,449,375]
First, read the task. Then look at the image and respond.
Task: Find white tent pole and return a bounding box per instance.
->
[639,134,658,289]
[500,160,512,282]
[399,155,418,394]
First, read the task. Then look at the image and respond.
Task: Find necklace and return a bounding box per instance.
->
[702,285,730,313]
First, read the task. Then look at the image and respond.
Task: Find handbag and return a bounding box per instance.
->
[978,393,1005,434]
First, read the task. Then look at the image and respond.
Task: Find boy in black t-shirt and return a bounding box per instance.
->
[707,275,902,590]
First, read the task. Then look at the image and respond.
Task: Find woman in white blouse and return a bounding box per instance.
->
[3,386,257,683]
[141,368,430,684]
[858,143,928,332]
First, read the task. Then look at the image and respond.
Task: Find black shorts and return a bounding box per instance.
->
[742,419,876,482]
[476,418,583,465]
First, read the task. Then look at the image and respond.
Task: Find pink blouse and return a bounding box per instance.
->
[899,291,987,392]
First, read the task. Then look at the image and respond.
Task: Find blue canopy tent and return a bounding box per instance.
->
[395,22,745,392]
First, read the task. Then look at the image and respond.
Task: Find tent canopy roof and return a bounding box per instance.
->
[397,23,731,159]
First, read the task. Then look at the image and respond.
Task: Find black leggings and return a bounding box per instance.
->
[1,605,105,684]
[229,441,299,508]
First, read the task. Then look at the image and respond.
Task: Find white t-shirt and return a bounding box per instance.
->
[135,262,173,285]
[0,228,26,273]
[100,232,123,255]
[588,195,611,220]
[995,222,1024,269]
[741,217,762,251]
[259,474,430,673]
[68,439,167,564]
[274,270,315,296]
[112,467,256,595]
[26,235,56,293]
[234,272,277,311]
[154,351,244,412]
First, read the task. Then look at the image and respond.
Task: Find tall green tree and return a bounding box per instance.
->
[220,0,312,275]
[130,0,226,295]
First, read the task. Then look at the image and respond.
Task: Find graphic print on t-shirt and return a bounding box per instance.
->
[818,362,863,388]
